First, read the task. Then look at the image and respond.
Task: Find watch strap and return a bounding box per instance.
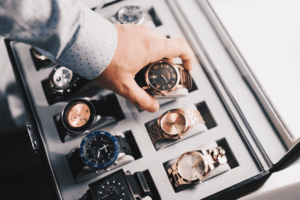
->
[115,136,133,156]
[207,147,227,167]
[68,148,86,179]
[126,172,152,198]
[148,123,165,144]
[135,65,149,88]
[176,65,192,90]
[184,109,205,126]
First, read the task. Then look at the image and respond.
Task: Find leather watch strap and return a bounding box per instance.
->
[176,65,192,90]
[148,123,165,144]
[184,109,205,126]
[135,65,149,88]
[115,136,133,156]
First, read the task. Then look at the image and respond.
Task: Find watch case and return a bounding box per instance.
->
[5,0,300,200]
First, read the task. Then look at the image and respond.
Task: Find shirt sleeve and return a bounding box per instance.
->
[0,0,118,80]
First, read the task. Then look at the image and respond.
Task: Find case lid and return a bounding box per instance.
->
[196,0,300,167]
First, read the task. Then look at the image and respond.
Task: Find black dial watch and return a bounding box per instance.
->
[135,60,192,96]
[60,98,121,137]
[88,169,153,200]
[43,65,89,104]
[68,131,133,183]
[112,6,145,25]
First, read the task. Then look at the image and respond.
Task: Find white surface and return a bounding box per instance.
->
[239,163,300,200]
[209,0,300,140]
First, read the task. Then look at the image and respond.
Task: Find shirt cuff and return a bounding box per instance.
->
[54,5,117,80]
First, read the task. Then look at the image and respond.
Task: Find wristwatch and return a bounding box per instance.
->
[68,131,133,181]
[148,108,205,144]
[167,147,227,187]
[88,169,153,200]
[112,6,145,25]
[135,60,192,96]
[61,98,119,136]
[43,65,89,104]
[30,47,53,70]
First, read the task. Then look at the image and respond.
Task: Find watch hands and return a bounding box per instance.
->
[77,114,87,122]
[190,158,200,169]
[100,144,109,152]
[160,74,168,83]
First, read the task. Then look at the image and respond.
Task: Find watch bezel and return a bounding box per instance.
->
[176,151,209,183]
[61,98,96,133]
[116,6,145,25]
[49,65,80,95]
[79,131,120,169]
[158,109,189,138]
[145,60,181,95]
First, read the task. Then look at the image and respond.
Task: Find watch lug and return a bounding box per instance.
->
[105,168,110,172]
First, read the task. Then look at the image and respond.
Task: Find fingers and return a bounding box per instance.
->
[119,78,159,113]
[155,38,194,71]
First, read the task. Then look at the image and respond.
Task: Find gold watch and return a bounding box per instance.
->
[148,108,205,144]
[168,147,227,187]
[135,60,192,96]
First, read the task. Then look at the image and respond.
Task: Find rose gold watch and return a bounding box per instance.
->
[168,147,227,187]
[148,108,205,144]
[135,60,192,96]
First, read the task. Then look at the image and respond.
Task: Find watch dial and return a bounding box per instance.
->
[117,6,143,24]
[161,111,186,135]
[148,62,178,91]
[178,153,206,181]
[83,135,116,165]
[98,179,126,200]
[53,66,73,89]
[66,103,90,127]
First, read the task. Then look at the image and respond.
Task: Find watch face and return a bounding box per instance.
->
[117,6,143,24]
[52,66,73,90]
[62,98,96,132]
[79,131,120,169]
[178,152,206,181]
[66,103,91,127]
[98,179,127,200]
[161,111,187,136]
[147,62,178,91]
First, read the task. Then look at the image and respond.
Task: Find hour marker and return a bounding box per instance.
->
[172,74,176,78]
[107,182,109,184]
[149,75,157,79]
[154,65,158,69]
[151,81,155,85]
[166,65,169,68]
[162,86,165,90]
[156,85,160,89]
[150,70,154,72]
[95,138,97,141]
[118,183,120,185]
[170,69,174,72]
[160,63,162,68]
[113,181,115,183]
[168,84,171,88]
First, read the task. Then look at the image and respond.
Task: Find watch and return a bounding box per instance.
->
[68,131,133,181]
[112,6,145,25]
[88,169,153,200]
[30,47,53,70]
[167,147,227,187]
[61,98,118,136]
[135,60,192,96]
[148,108,205,144]
[44,65,89,104]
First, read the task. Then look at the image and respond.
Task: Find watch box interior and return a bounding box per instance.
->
[5,0,300,199]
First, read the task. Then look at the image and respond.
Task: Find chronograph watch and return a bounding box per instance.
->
[135,60,192,96]
[167,147,227,187]
[68,131,133,182]
[148,108,205,144]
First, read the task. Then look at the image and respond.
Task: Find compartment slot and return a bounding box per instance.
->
[142,170,161,200]
[195,101,217,129]
[216,138,239,169]
[124,130,142,160]
[188,78,198,93]
[148,7,163,27]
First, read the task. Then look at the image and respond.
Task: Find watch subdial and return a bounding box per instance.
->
[148,62,178,91]
[117,6,143,24]
[178,153,206,181]
[83,135,116,165]
[98,179,126,200]
[161,111,186,135]
[53,66,73,90]
[66,103,90,127]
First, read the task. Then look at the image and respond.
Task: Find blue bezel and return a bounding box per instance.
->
[79,131,120,169]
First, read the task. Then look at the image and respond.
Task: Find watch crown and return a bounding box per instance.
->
[105,168,110,172]
[114,161,118,166]
[161,92,166,96]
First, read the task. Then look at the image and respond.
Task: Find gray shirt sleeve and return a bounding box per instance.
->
[0,0,118,80]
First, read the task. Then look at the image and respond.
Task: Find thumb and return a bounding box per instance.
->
[119,78,159,113]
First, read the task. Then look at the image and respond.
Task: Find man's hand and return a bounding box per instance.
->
[93,24,194,113]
